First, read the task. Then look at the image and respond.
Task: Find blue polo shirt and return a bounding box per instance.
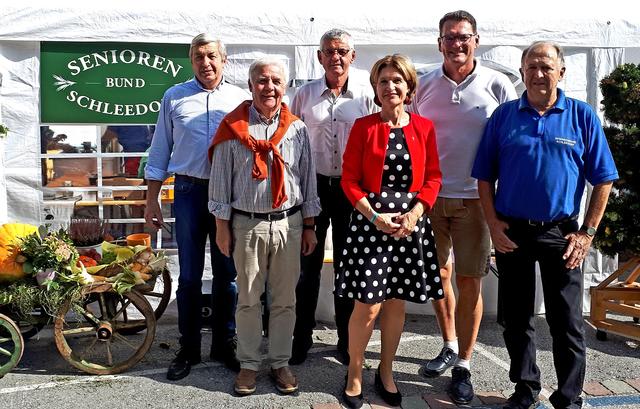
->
[471,89,618,222]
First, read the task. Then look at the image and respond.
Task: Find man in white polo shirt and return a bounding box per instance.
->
[410,10,517,405]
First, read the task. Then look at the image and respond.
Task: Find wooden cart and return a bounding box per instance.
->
[0,268,171,377]
[589,256,640,341]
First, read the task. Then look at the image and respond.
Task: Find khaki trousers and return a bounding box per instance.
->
[232,212,302,370]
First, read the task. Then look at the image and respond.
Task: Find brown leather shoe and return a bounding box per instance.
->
[234,368,257,396]
[270,366,299,394]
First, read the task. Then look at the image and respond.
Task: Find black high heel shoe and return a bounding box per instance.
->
[342,374,364,409]
[375,368,402,407]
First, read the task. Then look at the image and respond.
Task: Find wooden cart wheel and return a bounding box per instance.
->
[54,284,156,375]
[118,268,172,336]
[144,268,172,321]
[0,313,24,378]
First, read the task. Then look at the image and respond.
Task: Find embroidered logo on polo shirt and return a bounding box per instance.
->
[555,137,576,147]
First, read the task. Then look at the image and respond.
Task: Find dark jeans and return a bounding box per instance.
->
[294,174,354,349]
[495,217,585,409]
[174,175,238,352]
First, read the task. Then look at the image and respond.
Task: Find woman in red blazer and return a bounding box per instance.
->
[337,54,443,408]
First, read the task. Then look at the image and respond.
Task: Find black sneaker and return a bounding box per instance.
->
[503,391,540,409]
[167,348,201,381]
[448,366,474,404]
[420,347,458,377]
[210,337,240,372]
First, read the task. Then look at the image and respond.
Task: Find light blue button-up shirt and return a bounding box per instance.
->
[145,77,249,181]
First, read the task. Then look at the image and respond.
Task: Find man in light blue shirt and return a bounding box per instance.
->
[145,33,249,381]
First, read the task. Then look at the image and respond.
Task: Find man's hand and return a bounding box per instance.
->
[216,220,233,257]
[301,229,317,256]
[144,180,164,230]
[563,230,593,269]
[488,219,518,253]
[144,200,163,231]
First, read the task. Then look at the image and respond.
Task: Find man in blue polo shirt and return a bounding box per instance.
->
[472,41,617,409]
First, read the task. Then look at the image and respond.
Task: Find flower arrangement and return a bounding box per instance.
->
[0,225,89,318]
[19,227,94,288]
[594,63,640,257]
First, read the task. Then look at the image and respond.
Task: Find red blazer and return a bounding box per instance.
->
[341,112,441,210]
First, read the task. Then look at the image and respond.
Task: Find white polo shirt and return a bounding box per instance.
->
[410,63,517,198]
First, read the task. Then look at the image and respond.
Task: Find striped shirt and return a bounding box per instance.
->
[208,105,321,220]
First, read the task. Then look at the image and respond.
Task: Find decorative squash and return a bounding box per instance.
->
[0,223,39,282]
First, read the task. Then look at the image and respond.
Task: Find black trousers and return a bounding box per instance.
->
[293,174,354,349]
[495,217,585,409]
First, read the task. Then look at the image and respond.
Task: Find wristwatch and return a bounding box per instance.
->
[303,224,316,231]
[580,225,597,237]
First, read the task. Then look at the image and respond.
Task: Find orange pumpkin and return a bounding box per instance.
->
[0,223,39,282]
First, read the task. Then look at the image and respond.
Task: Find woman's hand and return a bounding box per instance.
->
[391,211,420,238]
[373,212,401,234]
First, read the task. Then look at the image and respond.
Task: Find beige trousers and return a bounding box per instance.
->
[232,212,302,370]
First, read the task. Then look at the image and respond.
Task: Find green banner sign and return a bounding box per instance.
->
[40,42,192,124]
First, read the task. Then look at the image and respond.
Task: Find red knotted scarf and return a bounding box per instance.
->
[208,100,299,209]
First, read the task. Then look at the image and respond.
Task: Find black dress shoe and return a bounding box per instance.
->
[374,368,402,407]
[503,391,540,409]
[167,349,201,381]
[210,338,240,372]
[342,375,364,409]
[448,366,474,404]
[420,347,458,378]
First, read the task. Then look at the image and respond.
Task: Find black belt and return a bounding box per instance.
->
[499,214,578,228]
[317,174,341,186]
[175,174,209,186]
[233,205,301,221]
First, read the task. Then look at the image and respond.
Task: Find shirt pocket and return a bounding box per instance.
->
[280,138,299,170]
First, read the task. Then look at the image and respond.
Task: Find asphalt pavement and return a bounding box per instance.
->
[2,255,640,408]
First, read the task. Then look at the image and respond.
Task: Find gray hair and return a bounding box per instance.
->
[521,41,565,67]
[248,58,289,86]
[189,33,227,59]
[319,28,354,50]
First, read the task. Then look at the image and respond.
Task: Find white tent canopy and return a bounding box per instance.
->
[1,1,638,313]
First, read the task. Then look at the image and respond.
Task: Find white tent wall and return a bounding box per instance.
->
[1,3,639,316]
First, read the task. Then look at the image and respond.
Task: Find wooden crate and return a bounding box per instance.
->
[589,256,640,341]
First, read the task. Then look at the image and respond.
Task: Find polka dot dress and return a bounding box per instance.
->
[335,128,443,304]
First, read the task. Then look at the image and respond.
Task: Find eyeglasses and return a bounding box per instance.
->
[321,48,352,57]
[439,34,477,45]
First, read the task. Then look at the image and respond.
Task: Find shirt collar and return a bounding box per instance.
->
[439,59,478,85]
[191,76,226,92]
[249,104,281,125]
[320,76,352,98]
[518,88,567,112]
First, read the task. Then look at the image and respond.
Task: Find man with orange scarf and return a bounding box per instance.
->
[208,58,321,396]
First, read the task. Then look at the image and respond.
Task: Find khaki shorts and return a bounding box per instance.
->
[428,198,491,277]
